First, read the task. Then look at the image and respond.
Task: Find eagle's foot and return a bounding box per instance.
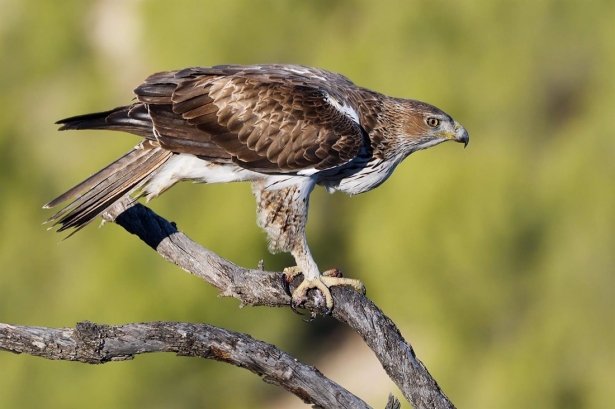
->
[283,267,365,316]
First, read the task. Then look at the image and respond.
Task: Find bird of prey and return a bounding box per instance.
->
[44,64,469,313]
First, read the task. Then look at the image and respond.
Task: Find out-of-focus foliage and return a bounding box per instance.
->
[0,0,613,408]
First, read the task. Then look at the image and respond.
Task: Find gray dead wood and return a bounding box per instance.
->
[0,321,373,409]
[100,198,455,409]
[0,196,454,408]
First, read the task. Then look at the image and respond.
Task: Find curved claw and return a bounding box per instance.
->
[290,293,308,315]
[303,311,318,323]
[283,268,307,315]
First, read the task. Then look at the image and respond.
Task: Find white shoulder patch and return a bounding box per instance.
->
[286,66,327,81]
[325,93,360,124]
[297,168,320,176]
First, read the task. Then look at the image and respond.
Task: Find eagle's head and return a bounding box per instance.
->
[396,99,469,156]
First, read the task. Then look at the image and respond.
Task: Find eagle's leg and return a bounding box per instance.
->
[254,180,364,314]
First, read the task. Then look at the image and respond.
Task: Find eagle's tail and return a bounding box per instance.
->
[44,108,173,234]
[55,104,154,138]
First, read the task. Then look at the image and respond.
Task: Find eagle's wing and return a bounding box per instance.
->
[134,65,368,173]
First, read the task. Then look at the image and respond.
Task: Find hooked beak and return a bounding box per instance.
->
[453,122,469,148]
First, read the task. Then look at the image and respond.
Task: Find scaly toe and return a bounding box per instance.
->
[283,266,303,281]
[320,275,366,296]
[287,274,365,316]
[290,277,334,312]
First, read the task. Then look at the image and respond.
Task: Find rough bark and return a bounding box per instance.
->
[0,321,373,409]
[1,197,455,408]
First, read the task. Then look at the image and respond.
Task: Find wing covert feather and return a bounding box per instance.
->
[133,65,374,173]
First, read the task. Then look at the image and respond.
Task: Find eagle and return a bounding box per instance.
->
[44,64,469,313]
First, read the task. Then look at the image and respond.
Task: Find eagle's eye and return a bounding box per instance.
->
[426,117,440,128]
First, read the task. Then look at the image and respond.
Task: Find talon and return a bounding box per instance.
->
[290,299,306,316]
[292,293,308,308]
[303,311,318,322]
[283,266,304,299]
[287,280,306,315]
[284,265,365,316]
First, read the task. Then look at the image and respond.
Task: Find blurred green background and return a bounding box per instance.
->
[0,0,613,408]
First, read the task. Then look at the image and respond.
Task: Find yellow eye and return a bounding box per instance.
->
[426,117,440,128]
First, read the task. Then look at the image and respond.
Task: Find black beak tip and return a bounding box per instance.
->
[459,131,469,148]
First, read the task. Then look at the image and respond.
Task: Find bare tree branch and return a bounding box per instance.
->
[0,321,377,408]
[1,196,453,408]
[95,198,456,409]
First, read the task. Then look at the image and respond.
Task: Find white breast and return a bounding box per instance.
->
[318,156,399,196]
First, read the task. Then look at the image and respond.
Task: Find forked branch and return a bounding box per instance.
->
[0,197,454,408]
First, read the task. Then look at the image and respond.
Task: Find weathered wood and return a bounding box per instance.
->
[0,197,455,408]
[101,198,456,408]
[0,321,370,408]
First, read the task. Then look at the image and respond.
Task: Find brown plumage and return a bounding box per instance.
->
[45,64,469,313]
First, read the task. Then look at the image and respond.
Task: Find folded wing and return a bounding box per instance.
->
[135,65,369,173]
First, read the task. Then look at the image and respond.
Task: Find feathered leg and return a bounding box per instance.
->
[253,179,365,314]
